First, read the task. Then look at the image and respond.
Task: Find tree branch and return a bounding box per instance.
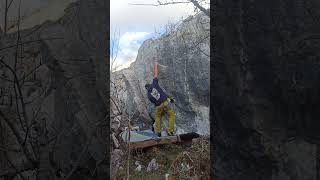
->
[129,0,209,16]
[129,1,189,6]
[63,144,88,180]
[0,161,34,178]
[189,0,209,16]
[0,109,36,165]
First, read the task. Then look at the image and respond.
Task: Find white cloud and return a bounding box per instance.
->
[111,32,151,71]
[111,0,196,70]
[111,0,195,35]
[119,32,150,46]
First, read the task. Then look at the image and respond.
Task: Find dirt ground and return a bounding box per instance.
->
[113,137,210,180]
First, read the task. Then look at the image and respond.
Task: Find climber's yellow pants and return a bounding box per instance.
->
[155,99,175,134]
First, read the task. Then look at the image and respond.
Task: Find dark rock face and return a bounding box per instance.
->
[214,0,320,179]
[113,13,210,135]
[0,0,108,179]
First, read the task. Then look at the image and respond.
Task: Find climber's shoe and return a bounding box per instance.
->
[156,132,161,137]
[167,131,174,136]
[169,97,175,103]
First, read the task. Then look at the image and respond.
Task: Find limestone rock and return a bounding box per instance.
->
[147,158,159,172]
[112,13,210,135]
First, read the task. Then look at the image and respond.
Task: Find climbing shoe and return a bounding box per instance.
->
[156,132,161,137]
[167,131,174,136]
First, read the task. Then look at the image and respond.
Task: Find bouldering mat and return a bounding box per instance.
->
[120,129,159,143]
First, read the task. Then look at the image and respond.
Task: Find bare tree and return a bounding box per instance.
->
[3,0,15,36]
[129,0,210,16]
[110,26,147,178]
[0,2,86,179]
[110,28,120,71]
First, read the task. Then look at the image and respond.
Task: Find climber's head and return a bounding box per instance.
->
[145,83,151,90]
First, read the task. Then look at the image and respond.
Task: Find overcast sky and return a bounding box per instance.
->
[111,0,195,70]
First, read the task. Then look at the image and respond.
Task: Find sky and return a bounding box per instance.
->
[110,0,195,71]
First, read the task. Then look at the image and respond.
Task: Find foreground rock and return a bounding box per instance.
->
[147,158,159,172]
[0,0,108,179]
[214,0,320,179]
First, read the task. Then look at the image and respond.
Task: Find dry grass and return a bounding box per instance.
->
[169,137,210,179]
[112,136,210,179]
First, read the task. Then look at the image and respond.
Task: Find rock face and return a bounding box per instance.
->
[214,0,320,179]
[0,0,78,33]
[113,13,210,135]
[0,0,108,179]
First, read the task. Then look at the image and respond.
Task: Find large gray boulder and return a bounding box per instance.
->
[113,13,210,135]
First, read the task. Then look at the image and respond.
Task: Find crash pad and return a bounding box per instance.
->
[120,130,159,143]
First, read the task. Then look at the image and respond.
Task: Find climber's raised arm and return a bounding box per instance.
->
[153,61,158,78]
[145,58,176,137]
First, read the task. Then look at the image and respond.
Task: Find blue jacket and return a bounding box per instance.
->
[147,78,168,106]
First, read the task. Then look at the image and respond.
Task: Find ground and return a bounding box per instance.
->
[114,137,210,180]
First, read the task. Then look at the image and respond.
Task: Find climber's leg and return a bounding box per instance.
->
[155,103,164,134]
[167,103,176,136]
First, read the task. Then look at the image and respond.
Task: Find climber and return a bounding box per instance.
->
[145,60,176,137]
